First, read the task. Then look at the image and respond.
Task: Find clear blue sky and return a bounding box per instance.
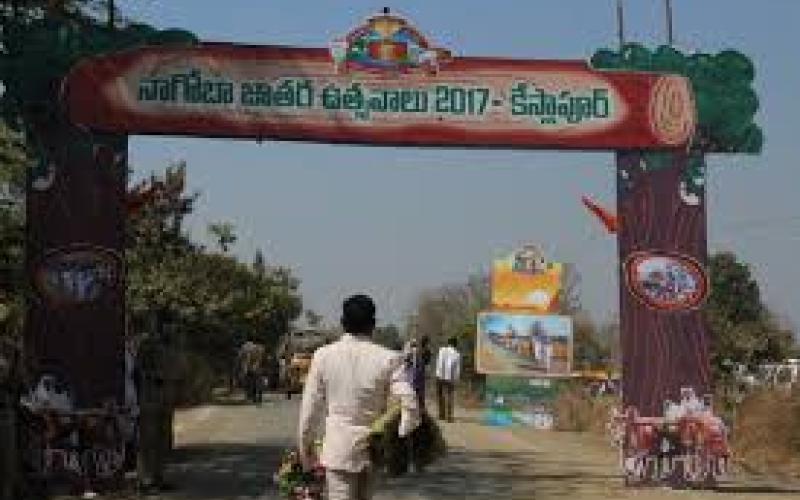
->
[120,0,800,330]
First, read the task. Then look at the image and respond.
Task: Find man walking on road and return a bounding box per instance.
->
[411,336,432,411]
[298,294,420,500]
[435,337,461,423]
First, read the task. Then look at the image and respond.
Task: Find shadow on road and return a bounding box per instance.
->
[379,448,619,499]
[714,484,800,495]
[167,442,284,499]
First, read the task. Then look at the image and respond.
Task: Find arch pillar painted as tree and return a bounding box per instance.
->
[616,150,711,416]
[25,108,127,408]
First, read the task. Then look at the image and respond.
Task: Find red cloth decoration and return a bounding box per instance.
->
[581,196,619,234]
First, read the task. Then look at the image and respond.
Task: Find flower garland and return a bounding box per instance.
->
[274,441,325,499]
[276,405,447,498]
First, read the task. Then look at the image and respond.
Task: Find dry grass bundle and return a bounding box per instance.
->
[370,410,447,477]
[553,385,618,433]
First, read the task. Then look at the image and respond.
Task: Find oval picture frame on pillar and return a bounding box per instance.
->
[623,250,709,312]
[33,244,122,307]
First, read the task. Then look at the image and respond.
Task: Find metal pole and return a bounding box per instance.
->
[108,0,115,30]
[665,0,674,45]
[616,0,626,49]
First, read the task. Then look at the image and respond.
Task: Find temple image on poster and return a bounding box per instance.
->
[477,312,572,376]
[491,245,563,312]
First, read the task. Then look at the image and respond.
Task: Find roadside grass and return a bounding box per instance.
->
[553,385,617,434]
[731,385,800,478]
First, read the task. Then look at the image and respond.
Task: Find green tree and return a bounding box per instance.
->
[706,251,795,379]
[555,268,616,372]
[304,309,323,329]
[571,313,609,371]
[127,164,302,402]
[0,0,197,129]
[373,324,402,351]
[591,44,762,153]
[127,163,197,319]
[411,273,489,388]
[207,221,237,253]
[0,121,27,339]
[253,248,266,277]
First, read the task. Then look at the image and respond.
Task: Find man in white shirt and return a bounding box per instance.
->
[298,295,420,500]
[435,337,461,422]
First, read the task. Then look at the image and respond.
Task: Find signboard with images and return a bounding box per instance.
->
[484,376,571,429]
[477,311,573,377]
[62,11,695,150]
[484,376,568,406]
[490,244,563,312]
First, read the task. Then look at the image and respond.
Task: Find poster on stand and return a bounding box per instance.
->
[477,312,572,377]
[490,245,563,312]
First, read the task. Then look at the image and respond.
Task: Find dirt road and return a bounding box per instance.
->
[155,395,799,499]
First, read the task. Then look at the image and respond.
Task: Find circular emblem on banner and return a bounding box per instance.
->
[34,245,121,306]
[330,8,452,74]
[624,251,708,311]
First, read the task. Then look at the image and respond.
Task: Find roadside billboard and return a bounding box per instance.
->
[477,311,572,377]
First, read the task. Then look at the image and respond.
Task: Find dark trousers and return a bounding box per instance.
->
[138,403,167,488]
[416,386,426,412]
[0,407,17,500]
[413,376,427,411]
[436,379,455,422]
[244,372,262,403]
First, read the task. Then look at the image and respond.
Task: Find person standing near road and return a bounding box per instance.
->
[435,337,461,423]
[0,338,22,500]
[136,325,169,494]
[265,353,280,392]
[238,341,265,404]
[410,337,432,411]
[136,309,180,495]
[298,294,420,500]
[122,335,140,472]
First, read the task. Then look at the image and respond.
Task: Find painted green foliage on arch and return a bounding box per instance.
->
[591,44,763,154]
[0,11,198,125]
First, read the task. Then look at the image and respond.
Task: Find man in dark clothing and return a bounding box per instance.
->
[411,337,432,411]
[136,310,177,495]
[237,341,265,404]
[137,331,169,494]
[265,354,280,391]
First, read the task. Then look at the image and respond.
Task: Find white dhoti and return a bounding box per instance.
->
[326,468,375,500]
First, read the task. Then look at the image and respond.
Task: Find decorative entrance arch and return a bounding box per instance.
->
[28,9,707,419]
[16,5,768,487]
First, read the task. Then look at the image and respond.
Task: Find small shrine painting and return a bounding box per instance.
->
[491,245,563,313]
[330,8,452,73]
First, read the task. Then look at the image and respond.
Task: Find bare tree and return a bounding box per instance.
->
[558,264,582,315]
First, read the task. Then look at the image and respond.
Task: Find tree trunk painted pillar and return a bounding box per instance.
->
[616,150,711,417]
[25,112,127,408]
